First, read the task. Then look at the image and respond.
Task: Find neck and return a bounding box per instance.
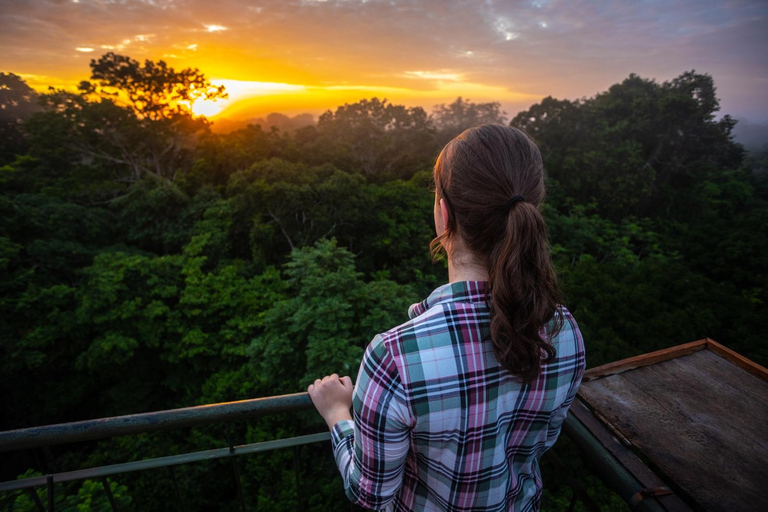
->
[447,251,489,283]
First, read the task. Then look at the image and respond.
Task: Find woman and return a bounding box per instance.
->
[309,125,586,511]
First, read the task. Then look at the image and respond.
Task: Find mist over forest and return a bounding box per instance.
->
[1,54,766,510]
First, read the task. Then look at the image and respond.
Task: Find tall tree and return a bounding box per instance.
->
[80,52,226,121]
[227,158,368,260]
[512,71,744,220]
[0,73,40,165]
[432,97,507,145]
[24,53,228,194]
[313,98,435,177]
[249,239,415,393]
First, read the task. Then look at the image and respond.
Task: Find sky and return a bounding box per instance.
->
[1,0,767,123]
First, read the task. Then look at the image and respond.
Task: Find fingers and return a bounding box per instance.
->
[309,374,350,394]
[308,377,323,393]
[307,374,355,427]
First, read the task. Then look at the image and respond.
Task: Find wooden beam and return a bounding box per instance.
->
[705,338,768,382]
[584,339,708,381]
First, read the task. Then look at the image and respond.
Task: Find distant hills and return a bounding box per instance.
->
[210,112,315,134]
[731,120,768,152]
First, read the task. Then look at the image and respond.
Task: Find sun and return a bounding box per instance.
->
[187,79,307,118]
[189,97,229,118]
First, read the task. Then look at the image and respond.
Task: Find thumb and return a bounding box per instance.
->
[340,376,353,390]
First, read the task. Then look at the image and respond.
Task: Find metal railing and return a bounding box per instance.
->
[0,392,665,512]
[0,393,326,511]
[0,392,318,452]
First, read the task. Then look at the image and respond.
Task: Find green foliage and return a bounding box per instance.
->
[194,124,286,183]
[64,238,285,409]
[561,256,767,367]
[515,72,745,220]
[0,73,39,165]
[2,66,766,511]
[7,471,131,511]
[361,172,439,285]
[228,159,369,259]
[431,96,507,146]
[249,239,415,393]
[21,52,225,198]
[313,97,436,178]
[545,201,672,267]
[110,179,197,254]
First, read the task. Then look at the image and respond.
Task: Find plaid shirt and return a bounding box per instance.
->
[331,281,586,511]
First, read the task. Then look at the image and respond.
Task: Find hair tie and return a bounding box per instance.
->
[506,195,525,211]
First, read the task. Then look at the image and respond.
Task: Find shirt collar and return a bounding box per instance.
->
[408,281,489,319]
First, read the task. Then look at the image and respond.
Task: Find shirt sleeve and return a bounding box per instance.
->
[330,334,413,509]
[543,313,587,451]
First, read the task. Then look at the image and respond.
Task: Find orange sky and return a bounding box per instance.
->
[1,0,767,123]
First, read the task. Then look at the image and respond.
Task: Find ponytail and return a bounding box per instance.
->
[433,124,562,382]
[487,202,560,381]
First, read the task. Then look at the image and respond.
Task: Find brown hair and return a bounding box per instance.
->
[431,124,562,381]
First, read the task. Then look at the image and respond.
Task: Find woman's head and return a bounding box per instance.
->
[432,124,561,381]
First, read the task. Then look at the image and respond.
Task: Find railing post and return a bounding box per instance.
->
[168,466,187,512]
[293,446,303,512]
[567,490,578,512]
[26,487,45,512]
[227,427,247,512]
[101,477,119,511]
[46,475,53,512]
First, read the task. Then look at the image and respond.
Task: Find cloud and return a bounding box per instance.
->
[404,71,464,82]
[0,0,765,120]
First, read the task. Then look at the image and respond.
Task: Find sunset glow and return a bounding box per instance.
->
[188,80,307,117]
[1,0,766,123]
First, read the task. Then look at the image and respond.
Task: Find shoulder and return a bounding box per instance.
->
[361,303,451,381]
[556,306,583,342]
[377,300,473,361]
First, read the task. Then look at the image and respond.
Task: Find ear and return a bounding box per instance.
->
[440,198,450,232]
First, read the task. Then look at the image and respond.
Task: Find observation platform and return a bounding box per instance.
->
[1,338,765,511]
[568,338,767,512]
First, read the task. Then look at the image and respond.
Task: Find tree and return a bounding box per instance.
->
[248,239,415,393]
[227,158,369,260]
[80,52,227,121]
[358,172,440,285]
[24,53,227,193]
[0,191,116,431]
[313,98,435,177]
[0,73,40,165]
[432,97,507,145]
[195,123,287,183]
[4,65,767,511]
[512,72,745,220]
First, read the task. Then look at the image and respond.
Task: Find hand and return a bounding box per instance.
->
[308,374,354,430]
